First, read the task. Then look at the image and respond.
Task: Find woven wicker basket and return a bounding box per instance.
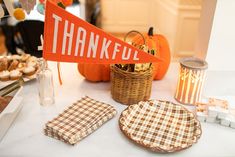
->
[111,65,153,105]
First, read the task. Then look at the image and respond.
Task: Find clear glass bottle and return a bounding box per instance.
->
[37,59,55,106]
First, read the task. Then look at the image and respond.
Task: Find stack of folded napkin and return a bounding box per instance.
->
[44,96,117,145]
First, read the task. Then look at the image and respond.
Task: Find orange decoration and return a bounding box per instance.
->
[61,0,73,7]
[44,1,161,84]
[132,27,171,80]
[13,8,25,21]
[43,1,161,64]
[50,0,61,4]
[77,64,110,82]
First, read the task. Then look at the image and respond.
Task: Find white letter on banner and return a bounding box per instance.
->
[133,50,140,60]
[87,32,99,58]
[52,14,62,53]
[112,43,121,59]
[62,20,74,55]
[100,37,111,59]
[122,47,131,60]
[75,27,87,57]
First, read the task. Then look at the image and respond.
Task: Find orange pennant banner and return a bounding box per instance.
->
[43,1,161,64]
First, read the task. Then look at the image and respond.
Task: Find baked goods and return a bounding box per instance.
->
[17,63,26,72]
[11,55,22,60]
[0,97,9,113]
[10,70,22,80]
[26,56,37,63]
[0,54,39,82]
[0,70,10,81]
[0,96,13,113]
[3,96,13,102]
[27,61,38,68]
[23,66,36,76]
[8,60,19,71]
[21,54,31,62]
[0,57,8,72]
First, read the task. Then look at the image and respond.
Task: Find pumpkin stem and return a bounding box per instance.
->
[148,27,154,36]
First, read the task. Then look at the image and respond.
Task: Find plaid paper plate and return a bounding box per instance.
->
[119,100,201,153]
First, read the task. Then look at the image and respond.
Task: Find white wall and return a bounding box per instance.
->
[101,0,202,58]
[206,0,235,71]
[195,0,216,59]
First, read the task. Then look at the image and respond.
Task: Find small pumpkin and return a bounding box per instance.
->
[77,64,110,82]
[132,27,171,80]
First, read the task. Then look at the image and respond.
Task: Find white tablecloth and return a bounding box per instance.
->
[0,62,235,157]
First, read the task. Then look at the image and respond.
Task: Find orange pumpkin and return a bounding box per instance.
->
[78,27,170,82]
[61,0,73,7]
[77,64,110,82]
[132,27,171,80]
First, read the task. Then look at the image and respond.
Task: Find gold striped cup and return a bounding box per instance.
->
[175,57,208,105]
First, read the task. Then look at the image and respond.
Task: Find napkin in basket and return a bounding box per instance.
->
[44,96,117,145]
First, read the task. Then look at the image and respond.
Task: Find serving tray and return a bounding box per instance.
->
[0,87,23,141]
[119,100,201,153]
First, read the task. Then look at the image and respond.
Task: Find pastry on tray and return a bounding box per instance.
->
[0,70,10,81]
[23,66,36,76]
[26,56,37,63]
[27,61,38,68]
[21,54,31,62]
[0,54,39,82]
[0,96,13,113]
[8,60,19,71]
[10,70,22,80]
[0,57,8,72]
[17,62,26,72]
[11,55,22,61]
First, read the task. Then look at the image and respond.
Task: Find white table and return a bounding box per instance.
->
[0,62,235,157]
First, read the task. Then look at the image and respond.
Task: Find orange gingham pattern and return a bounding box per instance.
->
[44,96,117,145]
[119,100,201,152]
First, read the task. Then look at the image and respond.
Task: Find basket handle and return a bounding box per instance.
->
[124,30,146,45]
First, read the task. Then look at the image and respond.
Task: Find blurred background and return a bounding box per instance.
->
[0,0,234,71]
[0,0,204,59]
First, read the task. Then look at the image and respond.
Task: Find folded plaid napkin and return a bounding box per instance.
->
[44,96,117,145]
